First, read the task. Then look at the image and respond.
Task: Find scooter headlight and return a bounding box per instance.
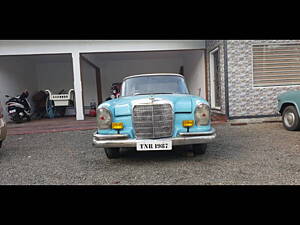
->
[195,103,210,126]
[97,107,112,130]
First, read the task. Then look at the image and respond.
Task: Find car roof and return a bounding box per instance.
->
[123,73,184,81]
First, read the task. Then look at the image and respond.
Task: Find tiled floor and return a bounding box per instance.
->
[6,116,97,135]
[211,113,228,123]
[6,114,227,136]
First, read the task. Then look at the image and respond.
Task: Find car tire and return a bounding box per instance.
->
[282,106,300,131]
[104,148,121,159]
[192,143,207,155]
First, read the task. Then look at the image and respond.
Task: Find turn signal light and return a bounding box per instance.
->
[182,120,194,127]
[112,122,124,130]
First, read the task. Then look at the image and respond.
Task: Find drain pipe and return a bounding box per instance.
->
[223,40,230,119]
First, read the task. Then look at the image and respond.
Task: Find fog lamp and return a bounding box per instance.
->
[182,120,194,127]
[112,122,124,130]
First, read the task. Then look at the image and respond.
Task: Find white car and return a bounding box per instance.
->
[0,101,7,148]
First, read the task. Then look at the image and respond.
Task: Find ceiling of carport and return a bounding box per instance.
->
[0,54,72,64]
[82,50,203,63]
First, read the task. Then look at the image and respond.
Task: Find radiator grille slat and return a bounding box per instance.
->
[133,104,173,139]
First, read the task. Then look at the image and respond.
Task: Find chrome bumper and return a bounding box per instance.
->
[92,128,216,148]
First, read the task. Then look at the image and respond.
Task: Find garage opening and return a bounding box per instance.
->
[80,49,207,109]
[1,50,207,134]
[0,53,77,120]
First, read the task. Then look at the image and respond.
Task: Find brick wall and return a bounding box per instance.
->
[227,40,300,118]
[206,40,227,115]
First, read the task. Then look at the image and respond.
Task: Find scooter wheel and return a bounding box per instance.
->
[13,116,23,123]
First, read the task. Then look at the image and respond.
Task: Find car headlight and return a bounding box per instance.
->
[97,107,112,129]
[195,103,210,126]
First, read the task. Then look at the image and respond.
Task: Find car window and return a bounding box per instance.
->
[122,75,189,97]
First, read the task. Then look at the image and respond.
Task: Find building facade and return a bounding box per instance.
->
[0,40,206,121]
[1,40,300,121]
[206,40,300,119]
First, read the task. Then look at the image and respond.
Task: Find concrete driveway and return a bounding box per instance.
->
[0,122,299,185]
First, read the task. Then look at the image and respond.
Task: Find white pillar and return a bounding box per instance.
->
[72,52,84,120]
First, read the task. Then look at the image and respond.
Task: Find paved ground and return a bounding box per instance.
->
[6,116,97,135]
[0,122,300,185]
[6,114,226,135]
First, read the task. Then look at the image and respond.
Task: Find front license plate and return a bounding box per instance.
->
[9,109,16,113]
[136,139,172,151]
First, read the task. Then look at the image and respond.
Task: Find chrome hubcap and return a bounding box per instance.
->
[284,112,295,127]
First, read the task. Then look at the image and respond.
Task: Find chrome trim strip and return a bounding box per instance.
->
[123,73,184,81]
[179,128,215,136]
[93,133,129,140]
[92,131,216,148]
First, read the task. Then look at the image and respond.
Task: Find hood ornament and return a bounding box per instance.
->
[149,97,155,103]
[132,97,167,106]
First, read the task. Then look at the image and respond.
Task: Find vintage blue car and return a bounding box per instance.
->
[278,90,300,131]
[93,73,216,159]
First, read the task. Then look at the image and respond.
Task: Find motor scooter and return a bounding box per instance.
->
[5,90,31,123]
[105,82,122,101]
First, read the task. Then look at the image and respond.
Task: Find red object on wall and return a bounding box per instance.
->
[89,109,96,117]
[89,101,97,117]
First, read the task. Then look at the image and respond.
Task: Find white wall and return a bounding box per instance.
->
[35,62,74,93]
[0,55,76,120]
[35,59,77,116]
[34,57,99,113]
[182,51,206,99]
[0,47,207,121]
[86,50,206,101]
[0,41,206,121]
[0,45,205,120]
[0,40,206,56]
[95,57,184,100]
[0,54,100,119]
[32,50,206,110]
[81,59,97,107]
[0,57,38,120]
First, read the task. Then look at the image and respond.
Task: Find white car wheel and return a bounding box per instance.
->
[282,106,300,131]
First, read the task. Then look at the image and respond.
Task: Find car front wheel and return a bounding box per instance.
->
[282,106,300,131]
[104,148,121,159]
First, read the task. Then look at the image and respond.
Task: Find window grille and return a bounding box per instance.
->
[253,44,300,87]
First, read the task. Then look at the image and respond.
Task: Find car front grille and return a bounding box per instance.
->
[133,104,173,139]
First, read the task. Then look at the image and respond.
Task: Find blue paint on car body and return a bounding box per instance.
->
[97,94,212,138]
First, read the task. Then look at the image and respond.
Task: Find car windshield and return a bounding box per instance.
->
[121,75,189,97]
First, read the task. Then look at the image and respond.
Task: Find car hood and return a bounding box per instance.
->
[99,94,203,116]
